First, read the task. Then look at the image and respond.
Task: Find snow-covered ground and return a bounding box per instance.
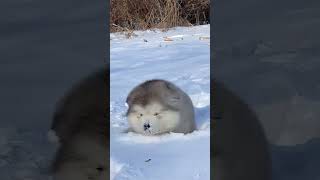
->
[0,0,105,179]
[0,126,55,180]
[110,25,210,180]
[1,0,319,178]
[214,0,320,179]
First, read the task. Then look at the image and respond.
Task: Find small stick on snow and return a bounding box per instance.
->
[163,37,173,41]
[199,36,210,40]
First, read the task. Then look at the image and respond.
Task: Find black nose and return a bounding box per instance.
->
[144,123,151,131]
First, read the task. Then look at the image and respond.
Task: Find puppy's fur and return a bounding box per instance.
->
[212,80,272,180]
[126,79,196,135]
[49,68,107,180]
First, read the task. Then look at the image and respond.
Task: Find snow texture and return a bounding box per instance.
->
[110,25,211,180]
[214,0,320,146]
[0,126,56,180]
[214,0,320,179]
[0,0,319,178]
[0,1,104,179]
[0,22,319,179]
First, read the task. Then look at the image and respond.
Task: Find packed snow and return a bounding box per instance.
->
[110,25,210,180]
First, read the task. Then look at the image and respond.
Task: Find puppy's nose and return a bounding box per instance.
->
[144,123,151,131]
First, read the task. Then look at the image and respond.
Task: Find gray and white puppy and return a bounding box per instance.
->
[212,80,272,180]
[48,68,108,180]
[126,79,196,136]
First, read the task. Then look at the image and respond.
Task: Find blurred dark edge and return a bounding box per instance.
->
[212,0,320,180]
[0,0,110,178]
[210,1,214,180]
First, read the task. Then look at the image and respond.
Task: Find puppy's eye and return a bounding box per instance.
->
[154,113,159,116]
[139,114,143,117]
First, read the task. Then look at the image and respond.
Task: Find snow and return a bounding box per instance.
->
[0,1,104,179]
[214,0,320,179]
[110,25,210,180]
[0,1,319,178]
[0,126,56,180]
[110,158,124,180]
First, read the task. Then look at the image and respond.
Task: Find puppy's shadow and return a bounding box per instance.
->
[194,105,210,130]
[121,127,134,134]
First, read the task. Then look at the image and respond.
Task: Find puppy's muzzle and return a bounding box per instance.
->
[144,123,151,131]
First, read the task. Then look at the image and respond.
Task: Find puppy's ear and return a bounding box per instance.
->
[163,81,175,91]
[126,96,132,106]
[126,87,139,106]
[163,81,181,103]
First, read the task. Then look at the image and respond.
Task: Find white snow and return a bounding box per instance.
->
[110,158,124,180]
[110,25,210,180]
[0,22,319,180]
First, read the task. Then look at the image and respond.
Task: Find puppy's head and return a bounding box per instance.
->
[127,101,180,135]
[125,80,182,135]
